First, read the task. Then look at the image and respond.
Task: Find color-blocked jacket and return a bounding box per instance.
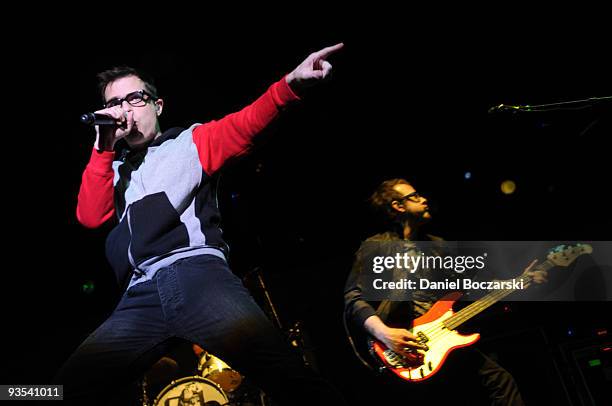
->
[76,77,298,289]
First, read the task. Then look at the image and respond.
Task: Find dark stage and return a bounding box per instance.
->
[3,12,611,405]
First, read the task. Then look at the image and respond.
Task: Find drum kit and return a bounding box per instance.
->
[141,349,271,406]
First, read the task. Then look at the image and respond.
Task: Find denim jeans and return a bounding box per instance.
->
[55,254,344,405]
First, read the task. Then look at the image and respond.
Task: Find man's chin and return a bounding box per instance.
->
[125,131,146,148]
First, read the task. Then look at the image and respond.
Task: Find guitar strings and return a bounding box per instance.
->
[416,274,531,343]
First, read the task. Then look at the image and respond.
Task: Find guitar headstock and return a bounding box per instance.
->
[547,244,593,267]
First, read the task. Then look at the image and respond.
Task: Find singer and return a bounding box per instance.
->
[55,44,345,405]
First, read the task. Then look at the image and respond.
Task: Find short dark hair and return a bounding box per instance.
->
[370,178,411,223]
[96,66,158,102]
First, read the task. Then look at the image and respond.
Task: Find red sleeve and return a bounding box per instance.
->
[192,75,300,175]
[76,148,116,228]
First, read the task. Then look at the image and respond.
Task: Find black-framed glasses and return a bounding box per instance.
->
[398,192,423,202]
[104,90,157,109]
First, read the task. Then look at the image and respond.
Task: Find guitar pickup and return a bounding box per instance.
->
[417,331,430,351]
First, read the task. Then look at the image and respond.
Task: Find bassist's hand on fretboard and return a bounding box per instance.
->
[520,259,548,287]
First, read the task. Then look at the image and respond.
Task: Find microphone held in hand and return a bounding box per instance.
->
[80,112,121,126]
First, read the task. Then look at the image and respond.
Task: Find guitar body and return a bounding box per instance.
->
[369,292,480,382]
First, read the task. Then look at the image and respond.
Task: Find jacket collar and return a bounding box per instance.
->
[118,127,185,161]
[149,127,185,147]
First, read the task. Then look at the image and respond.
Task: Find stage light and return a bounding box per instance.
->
[588,359,602,367]
[464,172,472,180]
[81,280,95,294]
[501,180,516,195]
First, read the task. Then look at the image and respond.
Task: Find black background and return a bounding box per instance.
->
[3,7,611,405]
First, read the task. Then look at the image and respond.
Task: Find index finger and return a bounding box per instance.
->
[125,110,134,131]
[401,333,422,345]
[524,259,538,272]
[314,42,344,59]
[398,329,416,339]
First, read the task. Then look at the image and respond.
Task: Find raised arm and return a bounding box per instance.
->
[193,43,343,175]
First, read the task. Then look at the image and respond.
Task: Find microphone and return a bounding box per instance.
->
[80,112,129,126]
[489,96,612,114]
[487,104,527,114]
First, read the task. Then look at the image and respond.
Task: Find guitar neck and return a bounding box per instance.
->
[443,261,554,330]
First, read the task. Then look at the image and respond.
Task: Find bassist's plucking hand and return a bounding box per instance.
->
[364,315,426,360]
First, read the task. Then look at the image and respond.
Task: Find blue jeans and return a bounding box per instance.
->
[55,254,343,405]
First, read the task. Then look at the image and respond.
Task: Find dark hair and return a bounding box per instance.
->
[96,66,158,102]
[370,178,411,223]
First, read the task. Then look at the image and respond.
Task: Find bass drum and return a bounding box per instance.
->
[153,376,228,406]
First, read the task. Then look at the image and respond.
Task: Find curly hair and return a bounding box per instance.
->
[369,178,412,224]
[96,66,158,102]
